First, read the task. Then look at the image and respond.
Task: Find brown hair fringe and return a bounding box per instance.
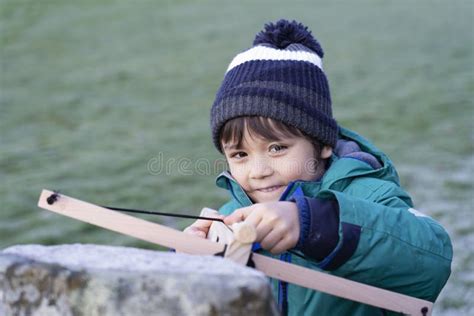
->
[220,116,323,157]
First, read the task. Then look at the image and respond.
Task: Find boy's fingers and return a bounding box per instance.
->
[191,220,210,229]
[224,207,252,225]
[269,237,291,255]
[253,222,273,243]
[244,208,264,228]
[191,215,224,229]
[193,230,206,239]
[183,226,207,239]
[260,229,283,252]
[183,226,197,234]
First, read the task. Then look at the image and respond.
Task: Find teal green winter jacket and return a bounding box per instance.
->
[215,127,452,316]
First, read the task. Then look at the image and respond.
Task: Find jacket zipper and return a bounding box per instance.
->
[277,183,295,316]
[278,252,291,316]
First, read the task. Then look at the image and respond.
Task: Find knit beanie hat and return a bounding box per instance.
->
[210,19,338,152]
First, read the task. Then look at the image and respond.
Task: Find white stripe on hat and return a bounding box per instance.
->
[226,45,323,73]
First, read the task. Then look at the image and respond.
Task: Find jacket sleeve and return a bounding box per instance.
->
[293,179,453,302]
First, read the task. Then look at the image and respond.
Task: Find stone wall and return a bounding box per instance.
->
[0,244,278,316]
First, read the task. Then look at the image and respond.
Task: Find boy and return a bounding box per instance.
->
[184,20,452,315]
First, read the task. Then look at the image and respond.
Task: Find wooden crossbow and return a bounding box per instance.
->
[37,189,432,315]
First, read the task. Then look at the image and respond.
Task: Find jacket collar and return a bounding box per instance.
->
[215,170,324,207]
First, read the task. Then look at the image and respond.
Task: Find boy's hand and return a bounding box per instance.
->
[224,202,300,254]
[183,214,224,239]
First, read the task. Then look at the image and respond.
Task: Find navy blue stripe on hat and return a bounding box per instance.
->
[218,87,335,128]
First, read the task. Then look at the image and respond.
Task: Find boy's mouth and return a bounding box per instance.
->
[256,185,285,193]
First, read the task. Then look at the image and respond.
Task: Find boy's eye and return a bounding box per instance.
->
[230,151,247,159]
[269,144,286,153]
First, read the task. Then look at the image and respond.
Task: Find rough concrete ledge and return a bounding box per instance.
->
[0,244,278,316]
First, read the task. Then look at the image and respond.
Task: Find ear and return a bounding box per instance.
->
[320,146,333,159]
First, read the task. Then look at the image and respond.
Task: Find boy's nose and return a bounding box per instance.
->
[249,158,273,179]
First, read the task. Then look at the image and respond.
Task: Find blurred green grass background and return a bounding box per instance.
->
[1,1,472,314]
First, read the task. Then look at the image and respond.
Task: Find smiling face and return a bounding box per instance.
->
[220,117,332,203]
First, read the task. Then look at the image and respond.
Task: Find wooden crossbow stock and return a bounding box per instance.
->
[37,189,432,315]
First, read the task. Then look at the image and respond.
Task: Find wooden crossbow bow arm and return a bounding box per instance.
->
[37,189,432,316]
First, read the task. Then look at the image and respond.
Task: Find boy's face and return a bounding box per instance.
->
[222,131,331,203]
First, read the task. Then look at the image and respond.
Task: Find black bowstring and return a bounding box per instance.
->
[46,191,228,225]
[102,205,227,224]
